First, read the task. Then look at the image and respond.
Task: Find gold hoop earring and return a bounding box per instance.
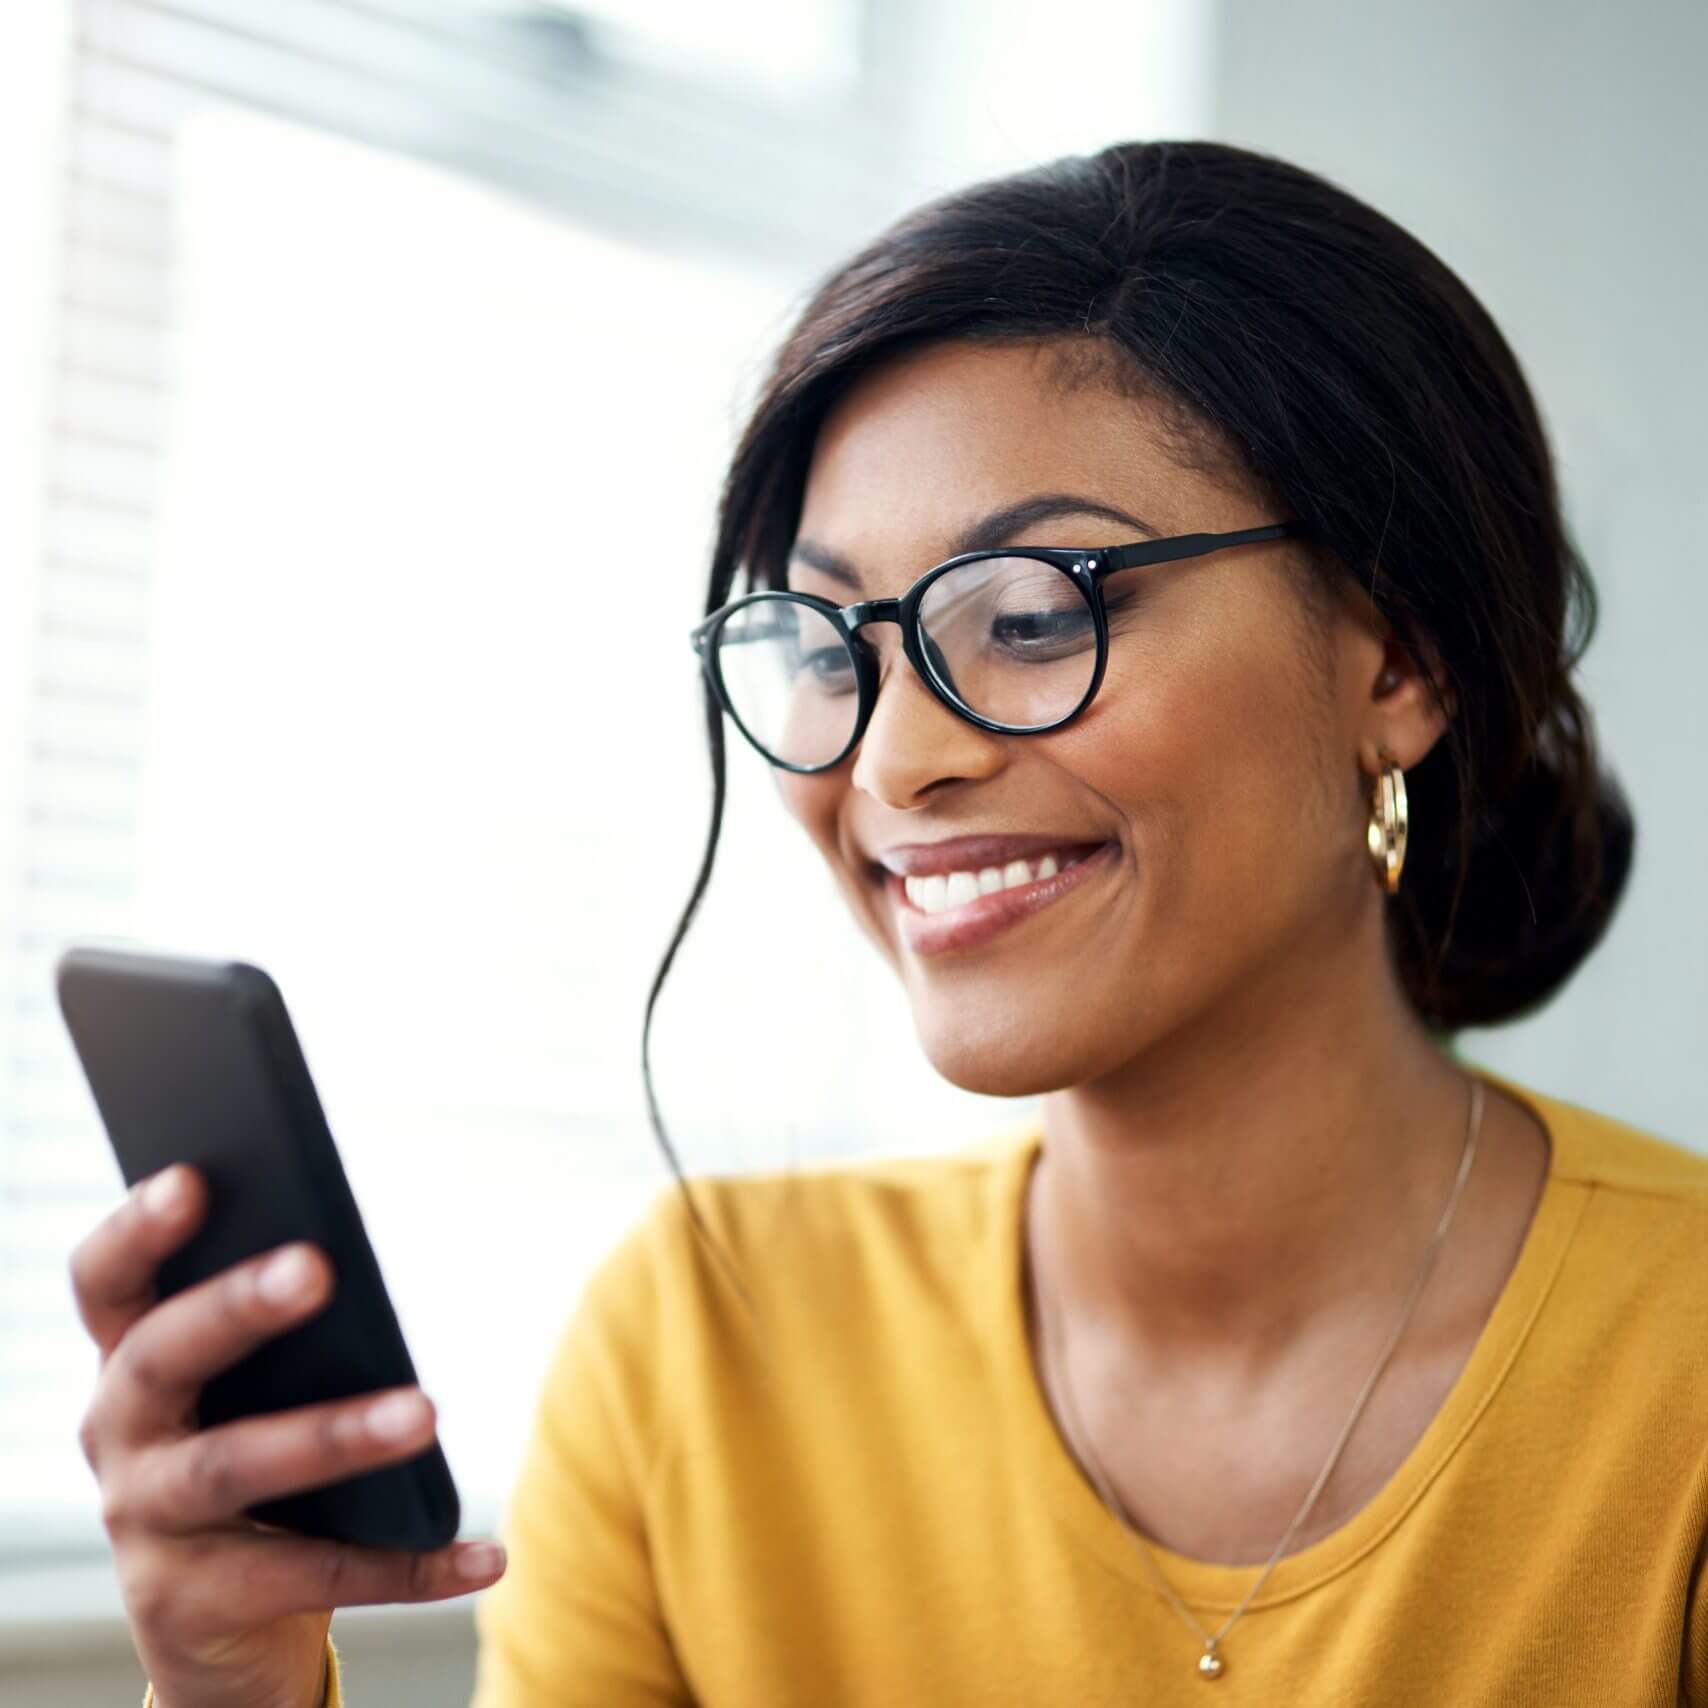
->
[1366,754,1409,893]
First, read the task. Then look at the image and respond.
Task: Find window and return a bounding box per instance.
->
[1,0,1032,1565]
[527,0,860,100]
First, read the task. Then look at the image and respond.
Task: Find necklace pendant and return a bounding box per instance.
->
[1197,1640,1225,1680]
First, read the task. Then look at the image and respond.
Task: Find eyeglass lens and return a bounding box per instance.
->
[713,556,1100,767]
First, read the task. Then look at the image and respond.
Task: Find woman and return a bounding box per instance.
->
[94,140,1705,1706]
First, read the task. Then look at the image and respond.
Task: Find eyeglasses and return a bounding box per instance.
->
[689,520,1312,772]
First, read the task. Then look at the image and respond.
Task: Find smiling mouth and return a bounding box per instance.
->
[871,840,1119,955]
[892,844,1106,914]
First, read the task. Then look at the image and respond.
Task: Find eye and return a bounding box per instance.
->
[802,646,855,684]
[991,608,1094,655]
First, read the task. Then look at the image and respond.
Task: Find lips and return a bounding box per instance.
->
[881,839,1119,955]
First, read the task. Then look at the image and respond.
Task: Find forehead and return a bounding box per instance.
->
[793,337,1229,578]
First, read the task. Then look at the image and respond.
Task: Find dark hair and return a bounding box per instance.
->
[641,137,1634,1234]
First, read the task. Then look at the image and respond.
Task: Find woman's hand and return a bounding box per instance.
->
[70,1161,507,1708]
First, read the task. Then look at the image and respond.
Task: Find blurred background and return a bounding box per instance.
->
[1,0,1702,1700]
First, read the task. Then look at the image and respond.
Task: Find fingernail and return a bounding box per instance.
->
[257,1246,314,1303]
[367,1390,430,1438]
[456,1542,505,1578]
[143,1169,184,1217]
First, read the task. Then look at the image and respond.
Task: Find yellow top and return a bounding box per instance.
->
[143,1066,1708,1706]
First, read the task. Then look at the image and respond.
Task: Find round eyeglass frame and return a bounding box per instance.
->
[688,520,1313,774]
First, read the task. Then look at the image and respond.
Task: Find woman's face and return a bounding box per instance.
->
[774,336,1428,1098]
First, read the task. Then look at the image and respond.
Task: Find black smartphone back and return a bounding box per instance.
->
[55,944,460,1551]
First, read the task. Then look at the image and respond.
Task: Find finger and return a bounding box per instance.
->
[143,1525,508,1620]
[68,1165,209,1359]
[122,1387,442,1535]
[102,1240,334,1447]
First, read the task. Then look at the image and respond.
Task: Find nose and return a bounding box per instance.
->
[847,622,1004,801]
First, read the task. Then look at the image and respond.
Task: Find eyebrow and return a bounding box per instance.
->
[788,491,1162,593]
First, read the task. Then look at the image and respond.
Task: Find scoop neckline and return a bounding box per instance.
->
[985,1064,1590,1612]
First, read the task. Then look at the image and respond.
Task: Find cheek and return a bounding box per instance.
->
[1064,632,1342,915]
[773,770,847,865]
[772,768,901,960]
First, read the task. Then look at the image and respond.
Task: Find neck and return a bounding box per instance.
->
[1033,910,1474,1374]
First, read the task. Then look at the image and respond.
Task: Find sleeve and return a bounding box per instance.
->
[141,1631,342,1707]
[467,1186,694,1707]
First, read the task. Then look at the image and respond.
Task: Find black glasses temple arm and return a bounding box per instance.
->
[1100,520,1312,573]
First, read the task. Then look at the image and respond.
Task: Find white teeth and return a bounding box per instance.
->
[943,871,981,908]
[903,848,1094,915]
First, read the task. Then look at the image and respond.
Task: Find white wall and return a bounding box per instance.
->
[878,0,1214,189]
[1208,0,1708,1145]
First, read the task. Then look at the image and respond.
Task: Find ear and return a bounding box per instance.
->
[1326,577,1454,775]
[1358,631,1454,777]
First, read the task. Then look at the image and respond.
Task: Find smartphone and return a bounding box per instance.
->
[55,943,460,1552]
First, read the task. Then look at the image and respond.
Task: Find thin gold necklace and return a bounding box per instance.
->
[1032,1076,1484,1682]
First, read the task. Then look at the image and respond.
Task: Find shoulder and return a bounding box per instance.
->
[1489,1069,1708,1353]
[1504,1069,1708,1210]
[547,1125,1037,1474]
[627,1124,1034,1300]
[1499,1070,1708,1294]
[570,1120,1037,1352]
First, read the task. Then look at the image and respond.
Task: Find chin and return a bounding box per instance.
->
[909,1004,1091,1100]
[926,1051,1065,1100]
